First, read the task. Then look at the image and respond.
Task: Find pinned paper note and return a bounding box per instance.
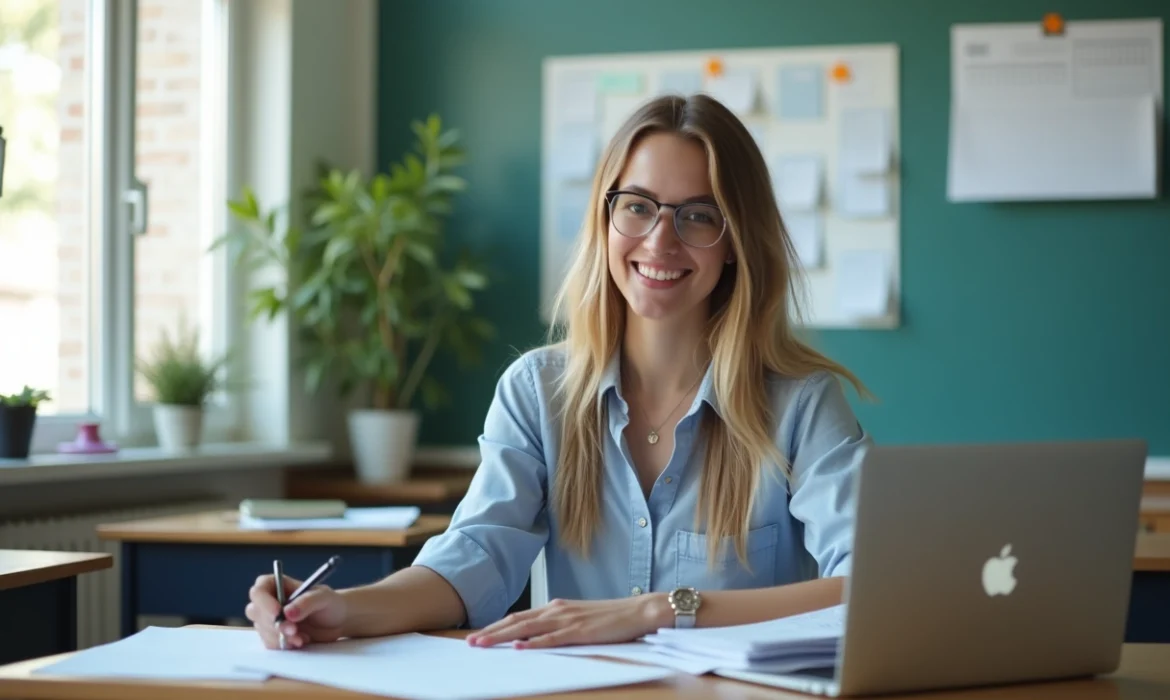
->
[838,172,889,217]
[772,155,823,211]
[778,64,824,120]
[598,71,643,94]
[784,212,824,269]
[707,68,757,114]
[555,72,598,125]
[658,70,703,97]
[840,108,890,174]
[747,123,768,155]
[835,249,891,319]
[551,123,598,180]
[557,184,592,241]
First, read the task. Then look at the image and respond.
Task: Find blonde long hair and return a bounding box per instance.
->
[548,94,867,562]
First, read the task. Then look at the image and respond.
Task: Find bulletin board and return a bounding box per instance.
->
[540,43,901,329]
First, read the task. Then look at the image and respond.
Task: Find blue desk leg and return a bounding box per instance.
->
[120,542,139,638]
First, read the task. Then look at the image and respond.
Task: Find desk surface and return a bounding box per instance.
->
[285,468,475,505]
[1134,532,1170,572]
[0,630,1167,700]
[0,550,112,592]
[96,511,450,547]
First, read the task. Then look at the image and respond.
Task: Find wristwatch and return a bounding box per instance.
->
[668,586,701,628]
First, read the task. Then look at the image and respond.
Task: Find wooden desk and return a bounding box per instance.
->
[0,631,1167,700]
[284,467,475,513]
[97,511,450,638]
[1139,496,1170,534]
[1128,532,1170,644]
[0,550,112,665]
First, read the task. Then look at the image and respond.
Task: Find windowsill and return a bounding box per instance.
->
[0,441,333,486]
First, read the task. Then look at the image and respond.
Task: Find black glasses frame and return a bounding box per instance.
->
[604,189,727,248]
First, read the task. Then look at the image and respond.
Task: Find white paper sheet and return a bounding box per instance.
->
[839,108,890,174]
[556,72,598,124]
[550,123,598,180]
[784,212,824,269]
[747,123,768,155]
[33,627,272,681]
[838,173,889,218]
[777,64,824,120]
[658,69,703,97]
[556,183,591,242]
[523,642,720,675]
[947,18,1162,201]
[706,68,757,113]
[602,94,647,143]
[239,506,420,531]
[773,155,823,211]
[835,251,891,320]
[235,633,674,700]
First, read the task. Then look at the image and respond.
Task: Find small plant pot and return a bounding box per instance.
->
[347,409,419,483]
[153,404,204,451]
[0,404,37,459]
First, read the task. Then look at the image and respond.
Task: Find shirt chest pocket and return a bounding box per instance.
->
[674,523,779,591]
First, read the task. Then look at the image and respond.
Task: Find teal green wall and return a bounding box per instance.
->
[377,1,1170,454]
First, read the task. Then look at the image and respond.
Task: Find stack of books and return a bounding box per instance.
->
[642,604,845,674]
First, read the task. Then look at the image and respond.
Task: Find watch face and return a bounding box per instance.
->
[672,587,700,612]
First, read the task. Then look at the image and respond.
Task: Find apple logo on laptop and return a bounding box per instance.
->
[982,544,1018,596]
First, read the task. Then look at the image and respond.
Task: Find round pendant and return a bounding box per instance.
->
[647,431,659,445]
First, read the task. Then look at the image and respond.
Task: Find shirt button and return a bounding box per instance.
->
[664,476,673,484]
[631,586,643,595]
[637,517,648,528]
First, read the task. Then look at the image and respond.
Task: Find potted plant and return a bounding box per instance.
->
[0,386,50,459]
[217,115,494,482]
[136,322,228,451]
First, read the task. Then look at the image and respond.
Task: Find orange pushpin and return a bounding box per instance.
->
[705,57,724,77]
[1042,12,1064,36]
[830,62,852,83]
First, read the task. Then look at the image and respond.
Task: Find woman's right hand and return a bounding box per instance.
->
[245,574,348,649]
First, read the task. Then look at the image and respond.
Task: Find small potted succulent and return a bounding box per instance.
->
[0,386,51,459]
[136,322,228,451]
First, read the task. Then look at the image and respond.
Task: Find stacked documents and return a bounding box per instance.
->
[642,604,845,673]
[238,505,420,531]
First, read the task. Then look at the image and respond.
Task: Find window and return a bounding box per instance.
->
[0,0,232,453]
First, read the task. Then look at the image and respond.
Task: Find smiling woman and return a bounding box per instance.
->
[245,93,873,652]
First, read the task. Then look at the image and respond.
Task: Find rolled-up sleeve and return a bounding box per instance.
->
[786,371,871,579]
[412,354,550,628]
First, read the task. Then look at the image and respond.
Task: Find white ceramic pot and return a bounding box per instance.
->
[153,404,204,450]
[347,409,419,484]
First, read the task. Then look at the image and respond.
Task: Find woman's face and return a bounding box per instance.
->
[606,132,731,323]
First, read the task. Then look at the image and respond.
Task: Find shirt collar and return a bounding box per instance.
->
[596,351,722,419]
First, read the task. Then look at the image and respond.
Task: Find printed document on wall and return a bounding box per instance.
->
[947,18,1162,201]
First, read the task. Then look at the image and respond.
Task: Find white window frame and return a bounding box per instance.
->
[29,0,239,454]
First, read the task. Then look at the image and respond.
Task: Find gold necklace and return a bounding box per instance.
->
[636,373,704,445]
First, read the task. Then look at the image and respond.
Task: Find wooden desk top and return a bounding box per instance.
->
[0,550,113,592]
[0,629,1166,700]
[284,467,475,505]
[1134,532,1170,572]
[95,511,450,547]
[1141,495,1170,514]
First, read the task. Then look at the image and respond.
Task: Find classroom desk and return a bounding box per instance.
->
[0,629,1168,700]
[96,511,450,638]
[0,550,112,665]
[1128,532,1170,644]
[284,466,475,514]
[1139,496,1170,534]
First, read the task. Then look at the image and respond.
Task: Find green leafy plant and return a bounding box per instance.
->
[0,386,51,408]
[136,322,228,406]
[216,115,494,411]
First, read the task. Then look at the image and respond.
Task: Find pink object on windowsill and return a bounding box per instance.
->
[57,422,118,454]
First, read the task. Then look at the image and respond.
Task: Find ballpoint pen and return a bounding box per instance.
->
[274,555,342,625]
[273,559,287,650]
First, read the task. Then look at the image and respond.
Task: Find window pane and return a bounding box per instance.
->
[133,0,216,401]
[0,0,92,415]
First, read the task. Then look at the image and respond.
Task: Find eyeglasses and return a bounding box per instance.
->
[604,190,727,248]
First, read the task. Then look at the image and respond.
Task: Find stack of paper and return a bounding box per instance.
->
[238,505,420,531]
[642,604,844,673]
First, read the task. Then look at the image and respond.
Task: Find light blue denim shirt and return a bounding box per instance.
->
[413,346,871,629]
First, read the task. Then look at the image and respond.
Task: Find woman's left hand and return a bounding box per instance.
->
[465,595,672,649]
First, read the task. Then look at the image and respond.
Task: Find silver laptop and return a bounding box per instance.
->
[718,439,1147,697]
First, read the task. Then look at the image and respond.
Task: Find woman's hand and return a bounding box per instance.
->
[245,574,348,649]
[465,595,672,649]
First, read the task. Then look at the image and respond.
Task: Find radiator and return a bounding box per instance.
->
[0,499,232,649]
